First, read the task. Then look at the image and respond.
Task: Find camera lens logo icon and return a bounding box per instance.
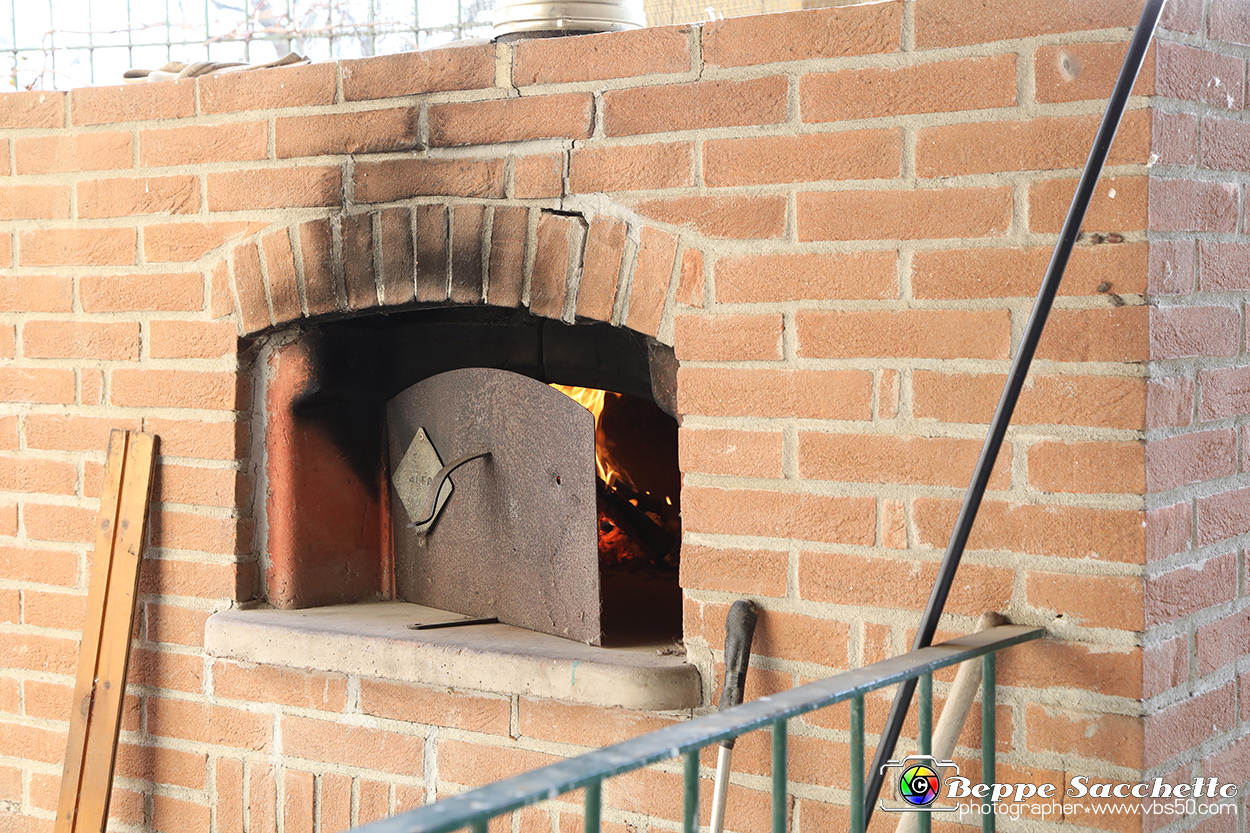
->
[899,764,941,807]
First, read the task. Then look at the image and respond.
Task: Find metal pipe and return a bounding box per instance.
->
[862,0,1167,824]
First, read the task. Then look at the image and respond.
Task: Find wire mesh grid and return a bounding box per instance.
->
[3,0,867,90]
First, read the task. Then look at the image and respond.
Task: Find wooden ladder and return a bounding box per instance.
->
[55,429,157,833]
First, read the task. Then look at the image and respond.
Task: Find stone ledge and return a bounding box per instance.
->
[205,601,702,711]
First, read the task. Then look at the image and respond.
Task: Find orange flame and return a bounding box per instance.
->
[550,384,615,485]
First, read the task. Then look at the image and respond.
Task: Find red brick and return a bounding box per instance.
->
[128,645,205,693]
[749,607,849,668]
[208,166,340,212]
[802,432,1010,489]
[800,186,1012,241]
[1144,636,1188,697]
[115,743,207,790]
[282,715,421,776]
[704,3,900,67]
[1197,610,1250,676]
[298,219,339,316]
[249,763,277,832]
[918,110,1149,178]
[216,758,244,833]
[1028,572,1144,630]
[152,793,211,832]
[142,121,267,167]
[0,90,64,128]
[1210,0,1250,44]
[482,207,526,309]
[0,185,70,220]
[341,213,377,312]
[213,662,346,711]
[1026,705,1143,768]
[358,780,390,825]
[320,771,352,833]
[414,204,450,303]
[1156,41,1245,110]
[260,228,301,325]
[80,272,203,314]
[1028,440,1145,494]
[1145,683,1236,767]
[797,308,1010,360]
[0,325,12,359]
[1200,116,1250,172]
[144,417,247,461]
[801,551,1011,615]
[22,321,139,361]
[716,251,895,303]
[143,221,264,263]
[152,463,247,508]
[0,233,10,267]
[77,174,198,218]
[802,54,1016,122]
[1150,239,1196,295]
[569,142,693,193]
[146,513,252,558]
[604,76,786,136]
[914,371,1145,429]
[915,0,1142,48]
[16,131,131,174]
[998,638,1142,699]
[439,740,557,788]
[429,94,592,146]
[1153,110,1198,167]
[450,204,486,305]
[377,207,417,307]
[1150,305,1240,360]
[343,43,495,100]
[1036,306,1148,362]
[514,153,564,199]
[626,226,677,337]
[706,129,901,187]
[515,25,690,84]
[576,217,626,321]
[70,80,194,125]
[631,195,785,239]
[111,369,243,410]
[0,546,78,587]
[1144,429,1236,493]
[678,426,783,479]
[1200,242,1250,292]
[198,62,336,113]
[0,369,75,404]
[353,158,505,203]
[678,544,788,597]
[0,632,76,674]
[0,275,72,313]
[676,246,703,308]
[682,485,875,546]
[673,313,782,361]
[1146,552,1237,627]
[0,721,66,765]
[1149,178,1239,233]
[1147,502,1191,564]
[915,498,1144,563]
[359,680,510,734]
[529,211,578,321]
[276,108,418,158]
[1198,487,1250,547]
[1031,175,1148,233]
[19,228,135,266]
[147,696,270,749]
[677,366,871,420]
[141,601,209,647]
[0,457,76,495]
[1035,41,1156,104]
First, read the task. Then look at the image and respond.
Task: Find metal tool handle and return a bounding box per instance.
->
[406,450,491,529]
[709,600,759,833]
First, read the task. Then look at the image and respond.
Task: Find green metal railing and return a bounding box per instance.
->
[353,624,1045,833]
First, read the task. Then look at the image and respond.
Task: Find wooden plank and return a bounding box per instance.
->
[55,429,157,833]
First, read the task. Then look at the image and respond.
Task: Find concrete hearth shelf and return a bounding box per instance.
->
[205,601,701,711]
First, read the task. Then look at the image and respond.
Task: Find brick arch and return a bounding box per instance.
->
[219,200,704,344]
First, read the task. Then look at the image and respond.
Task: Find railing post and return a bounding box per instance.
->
[919,672,932,833]
[683,749,699,833]
[772,719,787,833]
[585,780,601,832]
[851,695,864,833]
[982,654,996,833]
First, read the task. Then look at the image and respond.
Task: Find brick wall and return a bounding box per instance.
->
[0,0,1245,830]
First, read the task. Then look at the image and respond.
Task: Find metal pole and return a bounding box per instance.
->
[862,0,1168,824]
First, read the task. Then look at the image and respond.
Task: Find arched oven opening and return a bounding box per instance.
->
[258,305,682,647]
